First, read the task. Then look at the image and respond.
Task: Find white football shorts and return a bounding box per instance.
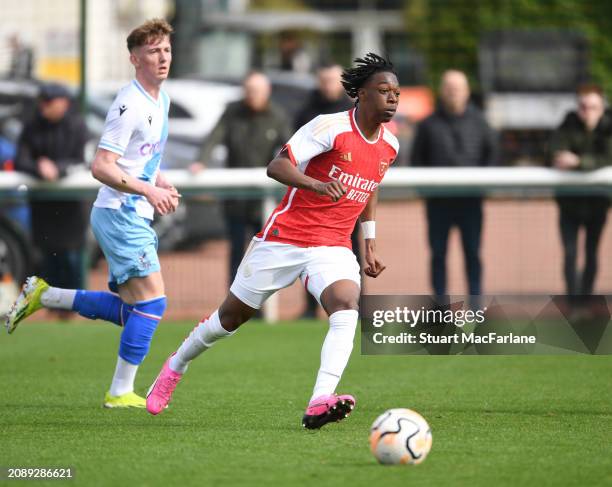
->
[230,239,361,309]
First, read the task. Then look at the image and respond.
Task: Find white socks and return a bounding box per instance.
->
[40,287,76,310]
[169,310,233,374]
[109,356,139,396]
[311,309,359,401]
[163,307,357,401]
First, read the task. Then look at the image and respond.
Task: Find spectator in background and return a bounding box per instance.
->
[8,34,34,80]
[411,70,498,297]
[279,31,312,74]
[195,71,291,283]
[15,83,88,299]
[295,64,353,128]
[550,85,612,296]
[294,63,356,318]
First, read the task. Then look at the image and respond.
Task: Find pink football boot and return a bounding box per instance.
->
[146,354,183,415]
[302,394,356,429]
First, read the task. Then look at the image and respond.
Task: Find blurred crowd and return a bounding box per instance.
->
[1,42,611,314]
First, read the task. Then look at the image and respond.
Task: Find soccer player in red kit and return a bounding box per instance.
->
[147,53,400,429]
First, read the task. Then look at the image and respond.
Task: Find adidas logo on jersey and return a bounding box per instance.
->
[340,152,352,162]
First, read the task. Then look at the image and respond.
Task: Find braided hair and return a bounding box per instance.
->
[341,53,396,105]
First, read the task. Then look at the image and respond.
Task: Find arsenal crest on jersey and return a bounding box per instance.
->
[379,159,389,176]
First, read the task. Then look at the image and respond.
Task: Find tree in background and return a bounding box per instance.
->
[406,0,612,94]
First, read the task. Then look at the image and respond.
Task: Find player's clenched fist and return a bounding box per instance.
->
[364,241,386,278]
[146,186,181,215]
[364,255,386,278]
[312,180,346,202]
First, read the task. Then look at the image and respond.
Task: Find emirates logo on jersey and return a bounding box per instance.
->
[328,164,379,203]
[379,159,389,176]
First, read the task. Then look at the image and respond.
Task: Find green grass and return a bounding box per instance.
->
[1,321,611,487]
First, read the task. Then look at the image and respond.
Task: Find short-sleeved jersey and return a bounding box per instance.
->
[93,79,169,220]
[255,108,399,248]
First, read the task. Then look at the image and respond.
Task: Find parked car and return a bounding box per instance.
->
[0,212,31,316]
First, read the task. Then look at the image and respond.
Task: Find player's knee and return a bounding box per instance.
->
[119,296,166,365]
[134,295,167,320]
[326,296,359,315]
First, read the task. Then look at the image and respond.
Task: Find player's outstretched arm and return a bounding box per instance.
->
[91,148,179,215]
[359,189,386,278]
[267,149,346,201]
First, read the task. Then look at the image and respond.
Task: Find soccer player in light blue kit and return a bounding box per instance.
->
[5,19,179,408]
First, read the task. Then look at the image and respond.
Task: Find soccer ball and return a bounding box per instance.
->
[369,408,432,465]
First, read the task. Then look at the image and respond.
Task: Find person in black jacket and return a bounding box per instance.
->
[15,82,89,292]
[295,64,353,129]
[550,85,612,296]
[196,72,291,283]
[411,70,498,297]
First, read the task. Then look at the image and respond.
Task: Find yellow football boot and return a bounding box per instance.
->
[5,276,49,334]
[103,391,147,409]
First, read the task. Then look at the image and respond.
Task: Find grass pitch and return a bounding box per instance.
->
[1,320,611,486]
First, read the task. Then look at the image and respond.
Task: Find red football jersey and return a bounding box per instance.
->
[255,108,399,248]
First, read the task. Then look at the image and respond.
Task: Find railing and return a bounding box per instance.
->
[2,166,611,321]
[2,166,612,198]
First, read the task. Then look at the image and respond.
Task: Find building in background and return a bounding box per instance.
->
[171,0,425,84]
[0,1,423,90]
[1,0,172,86]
